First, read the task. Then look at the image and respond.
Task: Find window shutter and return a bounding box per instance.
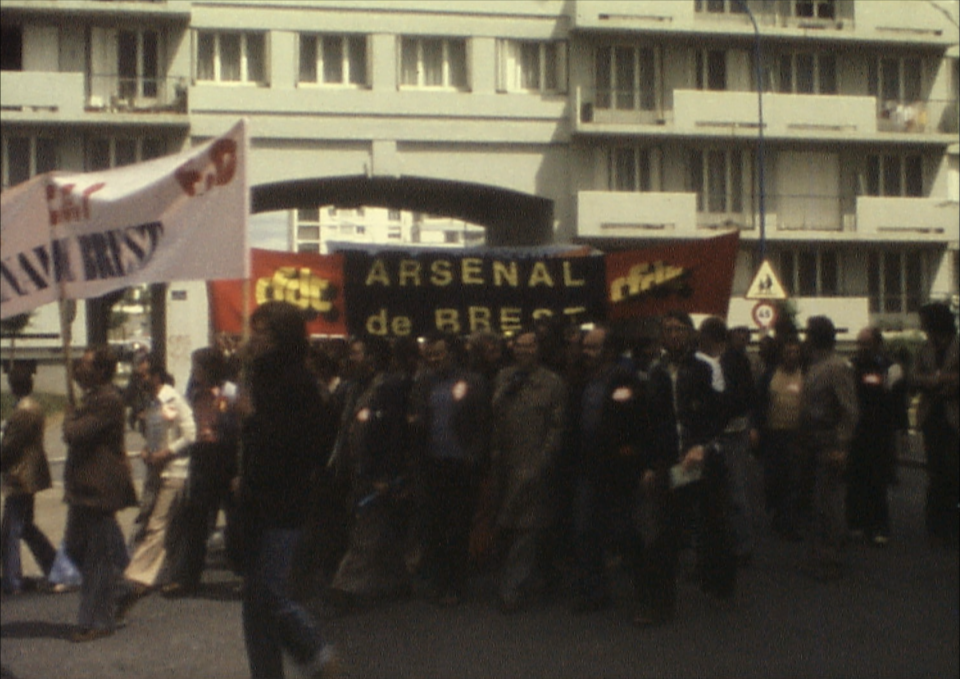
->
[556,41,568,94]
[496,39,506,92]
[365,34,373,88]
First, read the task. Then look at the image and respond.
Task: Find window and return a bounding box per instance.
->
[1,24,23,71]
[197,31,266,84]
[695,0,747,13]
[794,0,836,19]
[298,207,320,222]
[1,135,56,189]
[864,154,923,197]
[868,250,925,313]
[86,137,165,171]
[609,147,654,192]
[299,34,366,86]
[596,45,657,110]
[498,40,567,93]
[400,37,467,89]
[777,249,839,297]
[869,56,922,103]
[777,52,836,94]
[689,149,744,214]
[695,49,727,91]
[119,30,159,99]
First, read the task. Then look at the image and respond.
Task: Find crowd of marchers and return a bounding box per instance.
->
[1,300,957,678]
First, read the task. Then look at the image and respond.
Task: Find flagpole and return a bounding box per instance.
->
[58,299,77,408]
[241,274,252,342]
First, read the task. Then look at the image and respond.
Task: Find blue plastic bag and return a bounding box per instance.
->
[47,541,82,589]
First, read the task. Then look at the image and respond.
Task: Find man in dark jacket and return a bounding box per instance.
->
[637,311,735,626]
[408,332,490,606]
[570,324,646,613]
[62,346,138,642]
[329,335,412,606]
[846,326,897,545]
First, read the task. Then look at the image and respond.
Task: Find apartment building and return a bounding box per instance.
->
[2,0,958,351]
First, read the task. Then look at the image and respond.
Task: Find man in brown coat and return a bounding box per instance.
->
[1,362,56,595]
[799,316,859,581]
[490,329,566,612]
[62,346,138,642]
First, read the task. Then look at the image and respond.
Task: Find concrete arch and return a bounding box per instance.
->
[251,175,554,247]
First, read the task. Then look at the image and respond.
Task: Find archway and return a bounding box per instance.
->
[252,175,554,247]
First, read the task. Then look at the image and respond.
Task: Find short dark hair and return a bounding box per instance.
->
[7,362,34,398]
[806,315,837,351]
[87,345,118,384]
[699,316,728,345]
[140,352,173,385]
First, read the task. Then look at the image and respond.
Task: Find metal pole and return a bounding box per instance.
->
[738,0,767,263]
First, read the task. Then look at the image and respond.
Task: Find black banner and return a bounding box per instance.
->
[343,250,606,336]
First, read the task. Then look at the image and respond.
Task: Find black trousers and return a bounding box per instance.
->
[638,448,737,619]
[421,457,480,599]
[171,442,237,587]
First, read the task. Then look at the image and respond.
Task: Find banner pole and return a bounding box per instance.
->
[58,298,77,408]
[241,273,252,343]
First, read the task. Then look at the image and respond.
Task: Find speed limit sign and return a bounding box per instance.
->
[751,301,778,329]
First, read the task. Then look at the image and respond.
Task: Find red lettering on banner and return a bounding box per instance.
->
[46,181,106,226]
[175,138,238,197]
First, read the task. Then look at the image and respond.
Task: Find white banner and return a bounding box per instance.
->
[0,119,249,319]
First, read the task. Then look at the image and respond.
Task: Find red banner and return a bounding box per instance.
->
[605,231,740,320]
[208,248,346,336]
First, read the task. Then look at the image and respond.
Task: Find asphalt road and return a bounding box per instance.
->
[1,420,957,679]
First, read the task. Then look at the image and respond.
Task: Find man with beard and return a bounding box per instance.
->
[328,336,412,608]
[569,324,645,614]
[637,311,734,626]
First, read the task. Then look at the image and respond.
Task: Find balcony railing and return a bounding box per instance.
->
[577,87,667,127]
[576,87,959,137]
[876,99,959,134]
[86,75,188,114]
[578,188,957,241]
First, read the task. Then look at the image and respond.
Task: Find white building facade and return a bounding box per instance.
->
[2,0,958,349]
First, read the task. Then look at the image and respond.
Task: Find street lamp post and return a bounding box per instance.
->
[736,0,767,263]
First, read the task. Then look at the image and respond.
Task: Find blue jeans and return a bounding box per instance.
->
[64,505,128,631]
[243,526,326,679]
[1,494,56,593]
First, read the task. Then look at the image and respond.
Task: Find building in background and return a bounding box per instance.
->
[2,0,958,382]
[291,206,485,253]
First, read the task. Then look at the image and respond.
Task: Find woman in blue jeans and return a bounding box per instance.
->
[235,301,340,679]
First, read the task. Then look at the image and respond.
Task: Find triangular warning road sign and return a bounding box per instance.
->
[745,260,788,300]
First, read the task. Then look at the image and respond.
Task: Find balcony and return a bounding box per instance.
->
[673,89,878,137]
[856,196,959,241]
[576,191,699,239]
[575,87,958,140]
[577,190,958,244]
[0,71,188,124]
[0,71,85,116]
[86,74,188,114]
[876,99,959,135]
